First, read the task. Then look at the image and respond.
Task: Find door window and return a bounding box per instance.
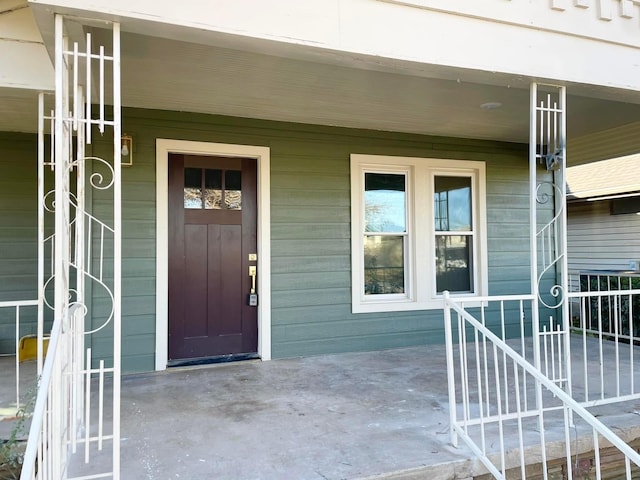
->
[184,167,242,210]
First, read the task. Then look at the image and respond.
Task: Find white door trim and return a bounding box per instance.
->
[155,139,271,370]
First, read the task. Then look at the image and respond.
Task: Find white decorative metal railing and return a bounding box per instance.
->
[529,82,573,401]
[444,292,640,479]
[531,84,567,310]
[568,273,640,406]
[20,303,117,479]
[0,300,39,414]
[21,13,122,480]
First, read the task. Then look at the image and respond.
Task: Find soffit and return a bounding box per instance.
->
[2,21,640,161]
[117,32,528,143]
[115,31,640,146]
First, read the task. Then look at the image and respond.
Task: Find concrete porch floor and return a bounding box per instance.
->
[5,342,640,479]
[115,345,476,480]
[3,346,478,479]
[99,341,640,479]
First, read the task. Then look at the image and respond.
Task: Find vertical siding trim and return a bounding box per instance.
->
[155,139,271,370]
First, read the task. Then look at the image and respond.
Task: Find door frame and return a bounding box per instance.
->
[155,139,271,370]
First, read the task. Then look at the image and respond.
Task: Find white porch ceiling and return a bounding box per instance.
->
[2,21,640,158]
[117,30,640,145]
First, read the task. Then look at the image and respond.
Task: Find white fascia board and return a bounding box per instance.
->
[0,3,53,89]
[28,0,339,46]
[0,41,54,90]
[339,2,640,92]
[28,0,640,92]
[0,4,45,42]
[378,0,640,48]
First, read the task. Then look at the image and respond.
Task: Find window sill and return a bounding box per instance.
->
[352,294,486,314]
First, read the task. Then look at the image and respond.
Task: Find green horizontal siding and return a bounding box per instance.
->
[272,332,443,359]
[271,223,349,240]
[272,255,350,274]
[0,109,552,371]
[0,133,39,353]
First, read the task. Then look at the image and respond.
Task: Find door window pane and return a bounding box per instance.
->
[434,176,471,231]
[435,235,472,293]
[186,167,244,210]
[365,173,406,232]
[225,170,242,210]
[364,235,404,294]
[204,169,222,209]
[184,168,203,209]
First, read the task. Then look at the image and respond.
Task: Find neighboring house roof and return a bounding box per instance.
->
[566,154,640,201]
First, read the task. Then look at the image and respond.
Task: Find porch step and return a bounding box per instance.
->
[356,461,476,480]
[474,436,640,479]
[358,421,640,480]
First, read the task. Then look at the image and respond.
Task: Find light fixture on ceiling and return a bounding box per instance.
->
[480,102,502,110]
[121,134,133,167]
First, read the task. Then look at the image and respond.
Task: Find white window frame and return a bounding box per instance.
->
[431,170,478,297]
[359,165,414,303]
[350,154,487,313]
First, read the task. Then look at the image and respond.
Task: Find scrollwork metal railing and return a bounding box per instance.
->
[21,14,122,480]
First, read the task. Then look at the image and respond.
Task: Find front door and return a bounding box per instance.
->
[168,154,258,362]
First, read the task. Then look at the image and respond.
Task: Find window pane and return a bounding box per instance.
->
[435,235,472,293]
[364,235,404,295]
[365,173,406,233]
[434,176,471,231]
[225,170,242,210]
[204,169,222,209]
[184,167,203,209]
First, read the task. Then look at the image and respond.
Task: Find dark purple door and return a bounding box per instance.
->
[168,154,258,361]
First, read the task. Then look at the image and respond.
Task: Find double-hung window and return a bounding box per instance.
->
[351,154,487,313]
[434,175,474,294]
[363,170,409,297]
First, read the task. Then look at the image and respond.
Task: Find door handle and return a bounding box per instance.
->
[249,266,257,293]
[248,266,258,306]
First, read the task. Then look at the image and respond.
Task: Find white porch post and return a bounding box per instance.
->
[52,15,71,477]
[529,82,572,401]
[112,21,122,478]
[557,87,572,403]
[529,83,541,373]
[37,92,46,375]
[53,15,69,353]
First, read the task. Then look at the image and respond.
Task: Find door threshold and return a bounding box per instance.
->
[167,352,259,368]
